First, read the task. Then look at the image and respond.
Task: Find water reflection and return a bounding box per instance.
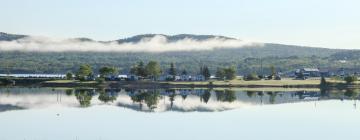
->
[0,87,359,113]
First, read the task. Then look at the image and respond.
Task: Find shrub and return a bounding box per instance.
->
[96,78,105,84]
[245,72,260,81]
[344,76,358,84]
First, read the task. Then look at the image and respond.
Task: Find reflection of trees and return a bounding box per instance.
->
[65,89,73,96]
[130,90,161,110]
[257,91,264,104]
[320,88,329,98]
[344,89,360,99]
[201,90,211,104]
[295,91,305,99]
[246,91,256,98]
[144,90,161,110]
[75,89,93,107]
[169,93,176,109]
[98,89,118,103]
[181,94,187,101]
[215,89,236,102]
[267,92,277,104]
[130,90,145,110]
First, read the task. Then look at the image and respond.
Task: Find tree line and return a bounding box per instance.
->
[67,61,238,81]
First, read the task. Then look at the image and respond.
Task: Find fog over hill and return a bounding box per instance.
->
[0,32,358,74]
[0,32,259,52]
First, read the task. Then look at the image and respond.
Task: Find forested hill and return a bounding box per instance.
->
[0,32,357,75]
[0,32,27,41]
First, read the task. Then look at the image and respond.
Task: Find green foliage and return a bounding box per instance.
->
[270,65,276,76]
[215,67,236,80]
[330,76,343,81]
[245,72,260,81]
[168,62,177,76]
[145,61,162,80]
[66,72,73,80]
[200,90,211,103]
[181,69,188,75]
[200,66,211,80]
[130,90,161,110]
[96,77,105,84]
[75,90,93,107]
[215,68,225,80]
[223,66,236,80]
[344,76,358,84]
[215,89,236,102]
[76,64,93,81]
[131,61,147,77]
[98,90,117,103]
[99,66,118,77]
[65,89,73,96]
[0,45,357,75]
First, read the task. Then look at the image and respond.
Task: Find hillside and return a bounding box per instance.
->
[0,32,356,75]
[0,32,27,41]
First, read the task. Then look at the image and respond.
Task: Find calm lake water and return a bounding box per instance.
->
[0,87,359,140]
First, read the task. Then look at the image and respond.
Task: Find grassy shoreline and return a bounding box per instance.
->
[1,77,359,89]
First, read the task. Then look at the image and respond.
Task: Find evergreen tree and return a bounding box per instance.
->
[181,69,188,75]
[215,68,225,80]
[320,76,327,88]
[169,63,177,76]
[136,61,147,77]
[201,66,211,80]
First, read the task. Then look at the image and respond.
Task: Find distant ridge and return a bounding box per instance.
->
[0,32,27,41]
[0,32,237,43]
[115,34,237,44]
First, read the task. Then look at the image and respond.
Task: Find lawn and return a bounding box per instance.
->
[44,80,96,84]
[162,78,322,86]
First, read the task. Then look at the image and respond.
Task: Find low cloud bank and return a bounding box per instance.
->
[0,35,262,52]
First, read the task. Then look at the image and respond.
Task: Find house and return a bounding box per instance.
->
[104,75,118,81]
[337,68,346,77]
[180,75,191,81]
[174,76,181,81]
[296,68,320,77]
[158,75,175,81]
[86,74,96,81]
[192,75,205,81]
[319,69,330,77]
[118,75,127,80]
[127,74,139,81]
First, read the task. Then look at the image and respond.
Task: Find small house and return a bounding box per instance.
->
[192,75,205,81]
[296,68,320,77]
[158,75,174,81]
[127,74,139,81]
[180,75,191,81]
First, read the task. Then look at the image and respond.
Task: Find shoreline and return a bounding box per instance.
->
[1,78,359,89]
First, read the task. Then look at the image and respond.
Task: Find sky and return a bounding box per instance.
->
[0,0,359,49]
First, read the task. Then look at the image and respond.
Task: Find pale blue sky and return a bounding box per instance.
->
[0,0,359,49]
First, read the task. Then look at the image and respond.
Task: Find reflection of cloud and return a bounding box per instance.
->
[0,93,80,109]
[0,93,253,113]
[0,104,24,112]
[117,94,254,112]
[0,35,262,52]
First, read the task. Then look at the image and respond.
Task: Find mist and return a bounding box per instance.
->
[0,35,262,52]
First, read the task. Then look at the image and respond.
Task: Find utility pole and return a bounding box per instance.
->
[260,57,263,76]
